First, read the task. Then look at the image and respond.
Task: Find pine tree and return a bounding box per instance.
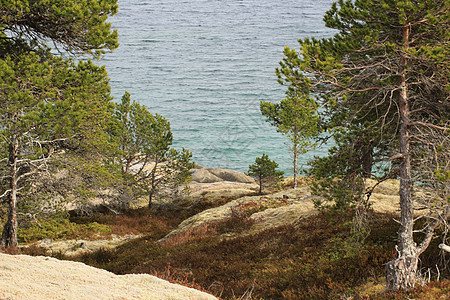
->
[278,0,449,289]
[0,0,118,57]
[247,154,284,195]
[111,92,195,208]
[0,0,119,248]
[261,79,319,189]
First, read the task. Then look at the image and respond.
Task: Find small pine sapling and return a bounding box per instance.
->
[247,154,284,195]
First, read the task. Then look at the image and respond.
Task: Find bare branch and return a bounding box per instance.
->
[0,189,11,200]
[417,206,450,255]
[412,122,449,132]
[439,243,450,253]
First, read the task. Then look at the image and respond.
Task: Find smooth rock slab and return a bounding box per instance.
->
[191,167,255,184]
[0,253,217,300]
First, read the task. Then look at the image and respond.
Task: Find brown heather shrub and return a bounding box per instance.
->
[70,208,186,239]
[216,210,254,235]
[20,245,49,256]
[78,211,449,299]
[369,279,450,299]
[0,245,20,255]
[232,200,265,216]
[161,204,260,247]
[83,247,117,267]
[161,224,218,247]
[149,263,209,294]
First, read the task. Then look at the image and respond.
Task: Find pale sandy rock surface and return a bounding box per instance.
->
[365,179,400,213]
[248,187,318,233]
[187,182,258,207]
[189,182,257,196]
[163,179,402,241]
[191,167,255,184]
[132,168,258,209]
[191,168,224,183]
[206,168,255,184]
[162,186,319,240]
[0,253,217,300]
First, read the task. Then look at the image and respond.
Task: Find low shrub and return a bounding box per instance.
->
[161,224,218,247]
[78,211,405,299]
[18,218,111,243]
[70,208,185,239]
[0,245,20,255]
[20,245,49,256]
[58,207,447,299]
[370,279,450,299]
[149,264,208,294]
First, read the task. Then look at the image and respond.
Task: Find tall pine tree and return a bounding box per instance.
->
[261,79,319,189]
[0,0,118,248]
[278,0,449,289]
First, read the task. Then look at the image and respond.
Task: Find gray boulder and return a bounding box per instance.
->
[191,168,255,184]
[208,168,255,184]
[191,168,224,183]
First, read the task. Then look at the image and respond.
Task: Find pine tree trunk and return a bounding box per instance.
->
[361,144,373,177]
[386,256,418,290]
[293,127,299,189]
[148,180,155,208]
[385,23,418,290]
[259,175,263,195]
[148,162,158,208]
[293,145,298,189]
[1,138,19,248]
[148,190,153,208]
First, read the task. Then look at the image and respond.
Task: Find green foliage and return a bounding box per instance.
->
[0,52,115,202]
[306,141,373,211]
[0,0,119,57]
[434,169,450,182]
[261,72,319,187]
[276,0,450,216]
[110,92,195,207]
[18,218,111,243]
[247,154,284,194]
[310,177,363,212]
[0,0,118,247]
[281,0,449,290]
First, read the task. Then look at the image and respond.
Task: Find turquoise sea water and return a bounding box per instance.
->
[100,0,336,175]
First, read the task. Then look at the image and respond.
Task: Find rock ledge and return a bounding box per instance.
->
[0,253,217,300]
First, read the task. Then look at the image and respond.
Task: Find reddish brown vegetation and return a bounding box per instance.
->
[10,206,449,299]
[70,208,187,238]
[75,211,417,299]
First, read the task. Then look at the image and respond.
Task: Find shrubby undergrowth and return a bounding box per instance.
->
[10,203,450,299]
[56,208,448,299]
[18,219,111,243]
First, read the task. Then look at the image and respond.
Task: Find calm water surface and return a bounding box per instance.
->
[101,0,336,174]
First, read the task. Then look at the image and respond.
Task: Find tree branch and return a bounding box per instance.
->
[417,207,450,255]
[0,189,11,200]
[412,122,449,132]
[439,243,450,253]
